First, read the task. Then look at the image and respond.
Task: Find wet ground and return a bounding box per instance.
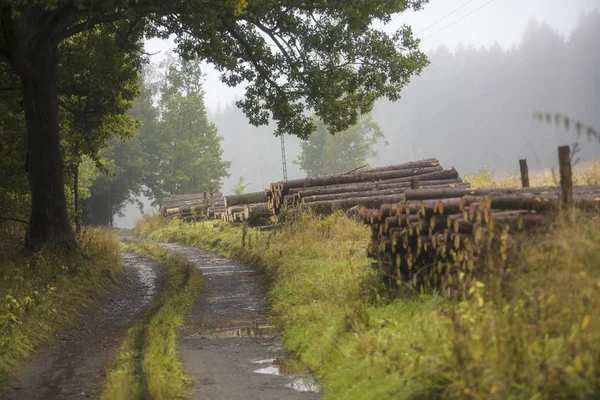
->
[155,242,320,400]
[0,253,162,400]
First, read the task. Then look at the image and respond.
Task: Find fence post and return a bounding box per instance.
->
[557,146,573,211]
[519,159,530,188]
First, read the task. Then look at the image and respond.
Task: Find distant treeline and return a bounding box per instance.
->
[212,11,600,193]
[373,12,600,174]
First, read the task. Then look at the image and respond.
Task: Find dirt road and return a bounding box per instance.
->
[156,242,320,400]
[0,253,162,400]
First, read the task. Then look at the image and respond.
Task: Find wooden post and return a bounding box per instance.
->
[518,159,530,188]
[558,146,573,211]
[410,177,420,189]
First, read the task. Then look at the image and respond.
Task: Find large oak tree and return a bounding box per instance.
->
[0,0,428,250]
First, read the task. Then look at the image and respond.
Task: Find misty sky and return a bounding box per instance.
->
[145,0,600,113]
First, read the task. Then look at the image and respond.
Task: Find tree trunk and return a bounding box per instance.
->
[74,164,81,234]
[21,41,75,250]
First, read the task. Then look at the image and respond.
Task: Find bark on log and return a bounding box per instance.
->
[224,191,269,208]
[226,206,246,215]
[289,178,465,196]
[243,203,271,220]
[276,166,444,192]
[300,194,406,214]
[301,187,409,204]
[290,179,468,198]
[486,195,557,212]
[347,158,439,174]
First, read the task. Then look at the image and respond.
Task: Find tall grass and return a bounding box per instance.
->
[135,166,600,399]
[0,224,121,382]
[464,160,600,188]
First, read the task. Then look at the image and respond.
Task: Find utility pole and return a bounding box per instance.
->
[280,134,288,181]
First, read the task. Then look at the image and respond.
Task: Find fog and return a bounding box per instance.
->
[212,10,600,193]
[115,1,600,227]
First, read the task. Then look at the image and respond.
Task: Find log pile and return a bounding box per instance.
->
[160,192,225,221]
[215,191,272,225]
[361,185,600,293]
[160,190,271,225]
[267,158,468,218]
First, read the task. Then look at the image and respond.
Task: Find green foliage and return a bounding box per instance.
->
[1,0,429,249]
[0,24,143,228]
[233,176,249,195]
[136,210,600,399]
[143,56,231,201]
[295,115,384,177]
[0,226,121,382]
[59,24,143,169]
[101,241,202,400]
[82,136,148,226]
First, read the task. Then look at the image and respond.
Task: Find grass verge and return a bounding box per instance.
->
[0,225,121,383]
[101,240,202,400]
[136,210,600,399]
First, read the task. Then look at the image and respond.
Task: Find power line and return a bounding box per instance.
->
[415,0,477,35]
[420,0,497,41]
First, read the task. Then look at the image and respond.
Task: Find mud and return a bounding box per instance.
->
[154,242,320,400]
[0,253,162,400]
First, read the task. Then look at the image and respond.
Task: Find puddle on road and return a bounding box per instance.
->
[252,358,277,364]
[199,325,277,339]
[254,366,281,375]
[286,377,320,393]
[120,252,158,314]
[252,358,320,393]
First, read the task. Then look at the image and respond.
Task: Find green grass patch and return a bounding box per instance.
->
[136,207,600,399]
[101,241,202,400]
[0,224,121,383]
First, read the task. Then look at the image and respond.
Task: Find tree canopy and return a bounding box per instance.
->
[0,0,429,250]
[295,115,384,177]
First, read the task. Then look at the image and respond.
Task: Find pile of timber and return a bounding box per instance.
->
[267,158,469,218]
[219,202,271,224]
[218,191,271,224]
[361,185,600,293]
[160,192,225,221]
[160,190,272,225]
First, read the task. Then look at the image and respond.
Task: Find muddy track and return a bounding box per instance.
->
[155,242,320,400]
[0,253,163,400]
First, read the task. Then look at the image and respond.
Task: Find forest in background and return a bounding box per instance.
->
[5,11,596,228]
[211,12,600,195]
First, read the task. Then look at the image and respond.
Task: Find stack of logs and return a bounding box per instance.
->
[267,158,468,218]
[220,191,271,225]
[160,191,272,225]
[361,185,600,293]
[160,193,226,221]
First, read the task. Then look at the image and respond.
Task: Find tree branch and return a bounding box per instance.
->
[0,216,28,225]
[245,18,296,65]
[54,11,131,42]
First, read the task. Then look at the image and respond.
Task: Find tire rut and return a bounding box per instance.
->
[0,252,162,400]
[154,241,321,400]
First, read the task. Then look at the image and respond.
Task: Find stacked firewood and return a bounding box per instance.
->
[362,185,600,293]
[160,192,225,221]
[267,158,468,218]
